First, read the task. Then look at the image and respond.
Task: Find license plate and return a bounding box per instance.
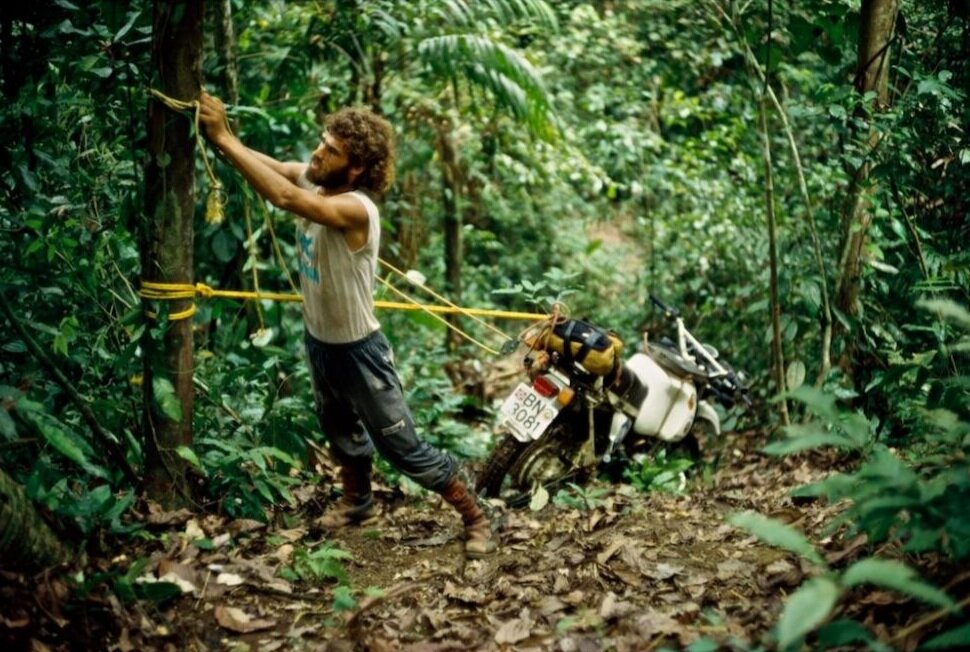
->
[499,383,560,441]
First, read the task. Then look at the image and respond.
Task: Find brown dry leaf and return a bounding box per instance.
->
[216,572,246,587]
[112,627,135,652]
[146,507,193,526]
[227,518,266,536]
[596,538,628,565]
[275,527,307,542]
[645,562,684,581]
[183,519,205,541]
[716,558,753,580]
[536,595,568,616]
[599,592,637,620]
[494,615,533,645]
[635,610,681,638]
[443,581,491,606]
[214,606,276,634]
[157,560,199,584]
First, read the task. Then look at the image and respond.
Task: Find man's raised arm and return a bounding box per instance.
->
[247,149,306,185]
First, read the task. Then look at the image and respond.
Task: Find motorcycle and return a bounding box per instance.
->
[476,295,750,502]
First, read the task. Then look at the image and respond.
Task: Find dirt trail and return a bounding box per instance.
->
[2,431,859,652]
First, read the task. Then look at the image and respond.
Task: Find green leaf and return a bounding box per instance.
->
[784,385,840,422]
[134,581,183,604]
[816,618,873,648]
[175,445,204,472]
[211,229,237,263]
[0,408,16,440]
[530,484,550,511]
[152,377,182,422]
[24,411,107,479]
[763,433,855,455]
[729,511,825,566]
[842,558,956,611]
[785,360,806,391]
[776,577,841,650]
[917,299,970,331]
[686,638,720,652]
[922,622,970,650]
[332,585,357,612]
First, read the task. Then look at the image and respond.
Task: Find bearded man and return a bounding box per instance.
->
[198,93,496,558]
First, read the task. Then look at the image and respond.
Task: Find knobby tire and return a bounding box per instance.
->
[476,433,527,497]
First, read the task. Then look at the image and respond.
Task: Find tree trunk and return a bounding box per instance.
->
[760,98,790,426]
[0,466,72,571]
[834,0,897,372]
[438,124,463,351]
[211,0,239,107]
[141,0,203,504]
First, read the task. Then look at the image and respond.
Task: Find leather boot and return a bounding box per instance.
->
[316,462,376,529]
[440,477,497,558]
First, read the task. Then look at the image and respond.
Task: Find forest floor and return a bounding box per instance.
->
[5,426,949,652]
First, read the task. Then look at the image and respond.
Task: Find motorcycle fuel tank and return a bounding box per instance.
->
[624,352,697,441]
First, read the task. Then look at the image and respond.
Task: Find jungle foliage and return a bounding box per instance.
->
[1,0,968,648]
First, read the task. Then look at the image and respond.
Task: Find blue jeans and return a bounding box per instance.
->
[304,329,457,492]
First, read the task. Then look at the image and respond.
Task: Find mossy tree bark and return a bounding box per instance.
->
[0,466,71,571]
[835,0,898,376]
[140,0,203,505]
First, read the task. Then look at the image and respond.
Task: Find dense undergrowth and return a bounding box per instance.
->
[1,1,968,649]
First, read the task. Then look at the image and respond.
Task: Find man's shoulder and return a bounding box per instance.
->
[346,189,380,214]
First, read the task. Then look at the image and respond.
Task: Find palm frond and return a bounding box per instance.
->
[417,33,558,139]
[438,0,558,32]
[370,8,405,42]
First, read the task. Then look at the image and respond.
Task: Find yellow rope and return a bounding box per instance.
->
[375,276,499,355]
[138,281,545,321]
[376,257,511,340]
[150,89,225,224]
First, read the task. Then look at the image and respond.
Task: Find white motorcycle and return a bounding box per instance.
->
[476,295,750,501]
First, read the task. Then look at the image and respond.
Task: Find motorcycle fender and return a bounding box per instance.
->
[695,400,721,436]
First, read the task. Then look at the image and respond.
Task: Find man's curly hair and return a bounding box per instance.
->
[325,107,396,195]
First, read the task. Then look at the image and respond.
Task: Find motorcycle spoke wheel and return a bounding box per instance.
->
[476,433,527,498]
[509,431,588,494]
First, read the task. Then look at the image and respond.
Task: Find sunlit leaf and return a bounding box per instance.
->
[729,511,825,566]
[842,558,956,611]
[776,577,841,650]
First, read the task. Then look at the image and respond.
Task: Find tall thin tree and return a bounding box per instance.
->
[141,0,203,502]
[835,0,898,374]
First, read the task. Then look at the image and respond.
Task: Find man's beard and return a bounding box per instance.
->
[309,162,351,190]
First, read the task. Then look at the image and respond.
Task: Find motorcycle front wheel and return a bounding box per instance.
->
[476,432,527,497]
[476,423,589,501]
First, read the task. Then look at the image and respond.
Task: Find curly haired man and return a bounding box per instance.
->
[198,93,496,558]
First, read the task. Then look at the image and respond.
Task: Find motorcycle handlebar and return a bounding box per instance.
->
[649,294,679,318]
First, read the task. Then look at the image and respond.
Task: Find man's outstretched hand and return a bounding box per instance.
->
[198,92,231,147]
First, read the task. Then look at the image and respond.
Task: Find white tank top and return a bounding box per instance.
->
[295,180,381,344]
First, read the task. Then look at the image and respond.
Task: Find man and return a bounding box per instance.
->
[198,92,496,558]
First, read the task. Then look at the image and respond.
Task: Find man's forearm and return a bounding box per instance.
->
[213,135,298,207]
[248,148,306,183]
